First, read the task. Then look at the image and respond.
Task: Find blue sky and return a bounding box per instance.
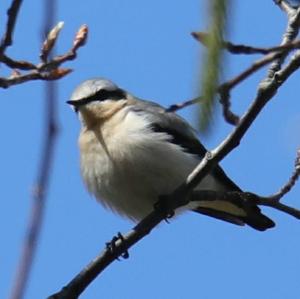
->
[1,1,300,299]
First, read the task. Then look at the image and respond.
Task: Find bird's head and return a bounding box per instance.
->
[67,78,128,127]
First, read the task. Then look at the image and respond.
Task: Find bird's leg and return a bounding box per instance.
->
[154,195,175,222]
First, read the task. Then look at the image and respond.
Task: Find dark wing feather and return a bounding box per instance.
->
[130,98,240,192]
[150,123,241,192]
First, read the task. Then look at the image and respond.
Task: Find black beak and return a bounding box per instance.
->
[66,96,94,108]
[66,100,84,113]
[66,100,80,106]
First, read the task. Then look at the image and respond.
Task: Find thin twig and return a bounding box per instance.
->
[162,14,300,120]
[0,68,71,88]
[166,97,202,112]
[0,0,23,55]
[273,0,296,15]
[257,197,300,219]
[220,53,282,91]
[192,32,300,55]
[267,148,300,201]
[168,51,281,118]
[9,1,58,299]
[1,54,37,70]
[0,23,87,89]
[220,3,300,122]
[215,3,300,124]
[174,29,300,122]
[268,5,300,77]
[218,51,282,124]
[191,5,300,125]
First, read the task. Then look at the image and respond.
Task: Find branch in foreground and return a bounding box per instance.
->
[8,2,59,299]
[10,82,58,299]
[48,181,300,299]
[48,209,165,299]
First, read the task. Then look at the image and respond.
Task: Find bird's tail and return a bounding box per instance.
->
[191,191,275,231]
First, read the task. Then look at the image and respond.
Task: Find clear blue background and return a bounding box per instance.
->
[1,1,300,298]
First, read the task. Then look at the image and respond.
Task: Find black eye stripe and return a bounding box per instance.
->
[87,88,126,103]
[67,88,126,110]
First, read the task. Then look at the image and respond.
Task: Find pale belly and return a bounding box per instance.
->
[80,131,222,221]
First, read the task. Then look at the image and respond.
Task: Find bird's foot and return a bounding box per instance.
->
[106,232,129,260]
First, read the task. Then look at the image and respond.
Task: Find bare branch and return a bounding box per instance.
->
[39,24,88,70]
[168,51,282,121]
[175,30,300,123]
[0,68,71,88]
[220,3,300,123]
[0,23,87,89]
[0,1,88,90]
[49,190,274,299]
[267,148,300,201]
[256,197,300,219]
[191,3,300,124]
[220,53,282,92]
[166,97,202,112]
[217,51,282,124]
[0,0,23,55]
[192,32,300,55]
[48,180,300,299]
[48,209,165,299]
[268,4,300,77]
[1,54,37,70]
[9,1,59,299]
[274,0,296,15]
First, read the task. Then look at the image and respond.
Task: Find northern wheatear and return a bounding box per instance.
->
[67,78,275,231]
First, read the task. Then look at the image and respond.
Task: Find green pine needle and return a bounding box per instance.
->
[199,0,230,132]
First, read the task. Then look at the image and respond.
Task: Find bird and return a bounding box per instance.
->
[67,78,275,231]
